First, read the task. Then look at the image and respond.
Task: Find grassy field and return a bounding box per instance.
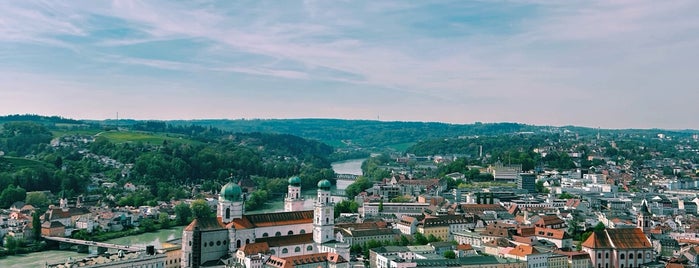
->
[386,142,416,152]
[0,156,54,170]
[98,131,200,145]
[51,128,102,137]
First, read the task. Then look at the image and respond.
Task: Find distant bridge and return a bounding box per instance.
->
[43,236,144,252]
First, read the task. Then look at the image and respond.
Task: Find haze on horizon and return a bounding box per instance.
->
[1,1,698,130]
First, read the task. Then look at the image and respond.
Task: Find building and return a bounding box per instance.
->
[581,228,654,268]
[181,178,350,268]
[264,252,348,268]
[517,173,537,194]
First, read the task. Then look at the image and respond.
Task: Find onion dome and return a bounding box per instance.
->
[288,176,302,187]
[220,182,242,202]
[317,179,332,190]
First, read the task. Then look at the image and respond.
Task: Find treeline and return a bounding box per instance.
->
[0,122,53,156]
[166,119,539,148]
[0,114,83,125]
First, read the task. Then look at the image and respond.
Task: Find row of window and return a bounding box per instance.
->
[269,245,313,255]
[202,240,227,247]
[261,229,307,237]
[596,252,649,260]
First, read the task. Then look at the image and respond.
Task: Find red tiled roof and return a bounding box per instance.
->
[508,245,539,257]
[184,217,226,232]
[266,252,346,268]
[239,242,269,255]
[256,233,313,247]
[582,228,651,249]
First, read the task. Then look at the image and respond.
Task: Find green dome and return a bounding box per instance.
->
[288,176,302,187]
[220,182,242,202]
[317,179,332,190]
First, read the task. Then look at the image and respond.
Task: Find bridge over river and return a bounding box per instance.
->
[43,236,144,254]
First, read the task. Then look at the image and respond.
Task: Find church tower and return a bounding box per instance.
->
[218,181,244,224]
[285,176,304,212]
[313,179,334,244]
[637,199,652,233]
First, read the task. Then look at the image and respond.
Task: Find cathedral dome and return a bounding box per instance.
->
[317,179,332,190]
[220,182,242,202]
[288,176,302,187]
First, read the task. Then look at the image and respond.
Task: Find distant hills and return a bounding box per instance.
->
[1,115,697,151]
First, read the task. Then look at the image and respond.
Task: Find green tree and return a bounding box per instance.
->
[0,184,27,208]
[26,191,49,208]
[5,236,19,254]
[32,210,42,240]
[175,202,192,225]
[593,222,606,232]
[345,177,373,198]
[444,251,456,259]
[245,189,269,211]
[191,199,213,220]
[140,218,157,232]
[413,233,428,245]
[427,234,440,243]
[334,200,360,218]
[158,212,171,229]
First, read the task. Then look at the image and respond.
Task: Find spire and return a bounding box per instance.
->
[640,199,651,216]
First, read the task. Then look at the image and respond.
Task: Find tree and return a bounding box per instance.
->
[444,251,456,259]
[0,184,27,208]
[593,222,606,232]
[427,234,440,243]
[32,210,42,240]
[175,202,192,225]
[413,233,428,245]
[140,218,157,232]
[5,236,19,254]
[191,199,213,220]
[26,191,49,208]
[345,177,373,198]
[158,212,171,229]
[334,200,359,218]
[245,189,269,211]
[378,200,384,213]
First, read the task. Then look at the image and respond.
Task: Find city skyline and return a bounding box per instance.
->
[1,1,698,129]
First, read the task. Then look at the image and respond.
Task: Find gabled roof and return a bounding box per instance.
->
[508,245,539,257]
[256,233,314,247]
[184,217,226,232]
[582,228,651,249]
[238,242,269,255]
[265,252,346,268]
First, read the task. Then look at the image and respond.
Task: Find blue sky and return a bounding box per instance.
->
[1,1,698,129]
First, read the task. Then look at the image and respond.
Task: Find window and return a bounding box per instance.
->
[210,241,214,247]
[295,247,301,252]
[263,233,269,237]
[620,253,625,259]
[598,253,601,259]
[246,239,250,244]
[216,241,221,246]
[288,230,293,235]
[270,250,275,255]
[226,208,230,219]
[629,253,633,259]
[605,253,609,258]
[300,229,306,234]
[275,231,281,237]
[326,218,329,224]
[307,245,313,251]
[638,253,642,259]
[236,240,241,248]
[646,253,650,259]
[282,248,288,254]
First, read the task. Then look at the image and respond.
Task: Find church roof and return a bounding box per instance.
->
[582,228,651,249]
[256,233,314,247]
[247,210,314,228]
[184,217,226,232]
[239,242,269,255]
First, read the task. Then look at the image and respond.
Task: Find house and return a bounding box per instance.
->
[41,221,65,237]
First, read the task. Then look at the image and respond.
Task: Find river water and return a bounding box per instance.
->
[0,160,366,267]
[331,158,365,176]
[0,226,184,268]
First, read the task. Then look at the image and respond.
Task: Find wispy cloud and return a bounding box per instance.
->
[0,0,698,128]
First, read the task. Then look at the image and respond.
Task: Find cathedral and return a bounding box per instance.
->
[181,177,349,268]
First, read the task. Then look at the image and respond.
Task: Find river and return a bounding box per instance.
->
[0,226,184,268]
[0,160,366,267]
[331,158,365,176]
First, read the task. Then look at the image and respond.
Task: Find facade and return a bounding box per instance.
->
[284,176,304,212]
[361,202,430,218]
[517,173,537,194]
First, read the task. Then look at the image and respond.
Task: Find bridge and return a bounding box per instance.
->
[43,236,144,253]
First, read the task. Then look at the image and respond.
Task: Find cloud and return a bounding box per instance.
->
[0,0,698,128]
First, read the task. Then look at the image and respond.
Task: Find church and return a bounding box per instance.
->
[181,176,350,267]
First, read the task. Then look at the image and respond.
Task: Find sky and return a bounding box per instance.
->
[0,1,698,129]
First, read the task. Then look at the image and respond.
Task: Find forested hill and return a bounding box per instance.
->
[165,119,540,148]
